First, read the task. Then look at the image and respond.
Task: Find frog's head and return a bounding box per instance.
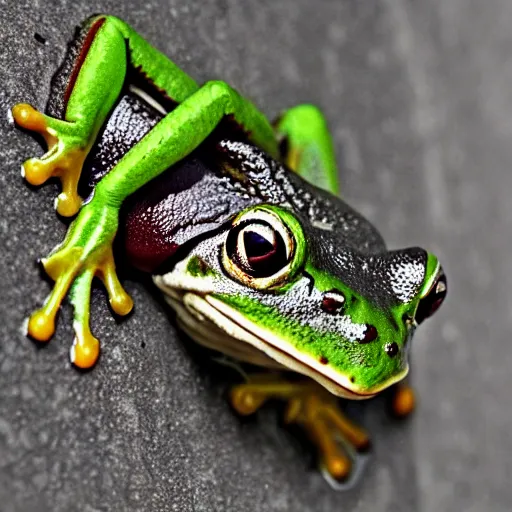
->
[154,203,446,399]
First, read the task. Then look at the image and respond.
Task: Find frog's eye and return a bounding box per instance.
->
[227,222,288,277]
[415,270,447,324]
[223,209,297,289]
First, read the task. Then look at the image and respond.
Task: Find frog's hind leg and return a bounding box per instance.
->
[274,105,339,195]
[230,374,370,482]
[12,15,200,217]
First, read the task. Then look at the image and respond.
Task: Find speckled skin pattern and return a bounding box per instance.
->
[87,85,432,392]
[2,1,512,512]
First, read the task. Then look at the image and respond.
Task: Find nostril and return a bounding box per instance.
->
[360,324,378,343]
[385,342,399,357]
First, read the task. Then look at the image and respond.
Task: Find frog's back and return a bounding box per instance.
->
[81,86,258,270]
[82,86,386,273]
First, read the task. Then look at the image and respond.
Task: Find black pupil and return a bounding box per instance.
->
[227,221,290,278]
[415,273,447,324]
[244,231,275,258]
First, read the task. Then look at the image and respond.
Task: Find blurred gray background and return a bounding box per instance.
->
[0,0,510,511]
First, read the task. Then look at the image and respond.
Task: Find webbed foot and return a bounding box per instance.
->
[12,103,93,217]
[27,203,132,368]
[230,374,370,482]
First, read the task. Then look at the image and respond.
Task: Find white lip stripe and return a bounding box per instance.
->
[182,294,366,399]
[197,294,408,400]
[153,261,408,396]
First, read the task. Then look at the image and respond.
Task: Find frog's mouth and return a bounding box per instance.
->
[159,287,406,399]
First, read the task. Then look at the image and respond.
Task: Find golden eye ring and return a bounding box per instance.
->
[222,208,296,290]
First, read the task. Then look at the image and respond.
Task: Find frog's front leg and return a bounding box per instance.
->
[12,15,200,216]
[12,17,127,216]
[28,202,133,367]
[230,374,370,482]
[25,33,278,366]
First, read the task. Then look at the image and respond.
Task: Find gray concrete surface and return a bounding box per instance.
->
[0,0,510,511]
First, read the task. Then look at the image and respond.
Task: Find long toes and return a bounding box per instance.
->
[69,270,100,369]
[99,253,133,316]
[12,103,50,136]
[323,450,352,482]
[283,396,303,423]
[27,270,79,343]
[13,103,86,217]
[307,414,353,482]
[23,158,55,186]
[26,248,83,342]
[24,149,85,217]
[322,404,371,452]
[43,248,83,282]
[23,152,85,218]
[54,150,87,216]
[27,309,56,342]
[70,330,100,369]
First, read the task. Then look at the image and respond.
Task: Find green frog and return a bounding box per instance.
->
[12,15,447,483]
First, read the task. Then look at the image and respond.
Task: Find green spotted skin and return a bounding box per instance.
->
[13,15,446,391]
[156,199,443,395]
[215,250,440,392]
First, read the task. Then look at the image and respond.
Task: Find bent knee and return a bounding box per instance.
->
[203,80,236,101]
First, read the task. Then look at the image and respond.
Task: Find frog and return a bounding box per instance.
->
[11,14,447,483]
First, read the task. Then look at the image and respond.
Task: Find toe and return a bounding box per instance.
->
[70,332,100,369]
[27,309,56,342]
[391,383,416,418]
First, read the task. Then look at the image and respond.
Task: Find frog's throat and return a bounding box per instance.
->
[163,290,408,399]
